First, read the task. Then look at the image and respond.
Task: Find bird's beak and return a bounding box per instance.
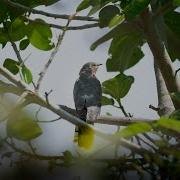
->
[97,64,102,66]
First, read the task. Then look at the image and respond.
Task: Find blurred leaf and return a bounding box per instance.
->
[88,5,101,16]
[0,28,9,43]
[156,117,180,134]
[107,34,144,72]
[169,110,180,121]
[21,66,33,84]
[171,92,180,103]
[109,15,125,28]
[115,122,152,138]
[101,96,114,106]
[76,0,91,12]
[19,39,30,50]
[3,58,20,75]
[27,19,54,51]
[102,73,134,101]
[124,0,150,20]
[7,114,42,141]
[173,0,180,6]
[165,25,180,61]
[63,151,73,166]
[99,5,120,28]
[164,11,180,39]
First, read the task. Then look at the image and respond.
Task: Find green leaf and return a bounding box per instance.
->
[164,11,180,39]
[3,58,20,75]
[0,28,9,44]
[19,39,30,50]
[109,15,125,28]
[124,0,150,20]
[9,17,26,41]
[27,19,54,51]
[101,96,114,106]
[21,66,33,84]
[90,22,142,51]
[171,92,180,103]
[7,114,42,141]
[107,34,144,72]
[115,122,152,138]
[173,0,180,6]
[88,5,101,16]
[102,73,134,101]
[156,117,180,134]
[99,5,120,28]
[76,0,91,12]
[169,110,180,121]
[165,25,180,61]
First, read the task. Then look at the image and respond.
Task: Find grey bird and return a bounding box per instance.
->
[73,62,102,149]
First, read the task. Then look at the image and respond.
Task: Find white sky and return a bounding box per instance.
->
[0,0,179,155]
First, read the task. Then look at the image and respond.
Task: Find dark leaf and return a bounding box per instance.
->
[101,96,114,106]
[124,0,150,20]
[99,5,120,28]
[19,39,30,50]
[3,58,20,75]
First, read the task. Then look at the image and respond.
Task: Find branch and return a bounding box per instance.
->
[35,16,73,92]
[26,18,99,30]
[0,67,153,155]
[0,67,26,89]
[4,139,64,161]
[4,0,98,22]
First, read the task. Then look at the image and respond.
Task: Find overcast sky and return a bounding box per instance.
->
[0,0,179,156]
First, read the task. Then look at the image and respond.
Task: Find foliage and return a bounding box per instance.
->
[0,0,179,180]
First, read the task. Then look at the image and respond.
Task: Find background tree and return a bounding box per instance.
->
[0,0,179,179]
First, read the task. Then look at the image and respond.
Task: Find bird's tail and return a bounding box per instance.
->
[73,125,94,150]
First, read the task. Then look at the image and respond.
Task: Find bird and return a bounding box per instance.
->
[73,62,102,150]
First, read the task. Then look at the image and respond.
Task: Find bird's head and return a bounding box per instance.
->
[79,62,102,76]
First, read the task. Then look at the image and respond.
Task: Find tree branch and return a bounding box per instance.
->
[26,18,99,30]
[0,67,153,155]
[4,0,98,22]
[0,67,26,89]
[35,16,73,92]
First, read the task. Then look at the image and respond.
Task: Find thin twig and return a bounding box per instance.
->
[35,15,73,92]
[149,104,160,112]
[4,0,98,22]
[26,18,99,30]
[175,68,180,78]
[37,117,61,123]
[44,89,53,105]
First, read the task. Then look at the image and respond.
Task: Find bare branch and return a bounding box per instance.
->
[4,139,64,161]
[26,18,99,30]
[35,16,73,92]
[4,0,98,22]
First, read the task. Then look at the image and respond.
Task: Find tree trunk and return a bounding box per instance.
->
[140,8,180,110]
[154,60,175,116]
